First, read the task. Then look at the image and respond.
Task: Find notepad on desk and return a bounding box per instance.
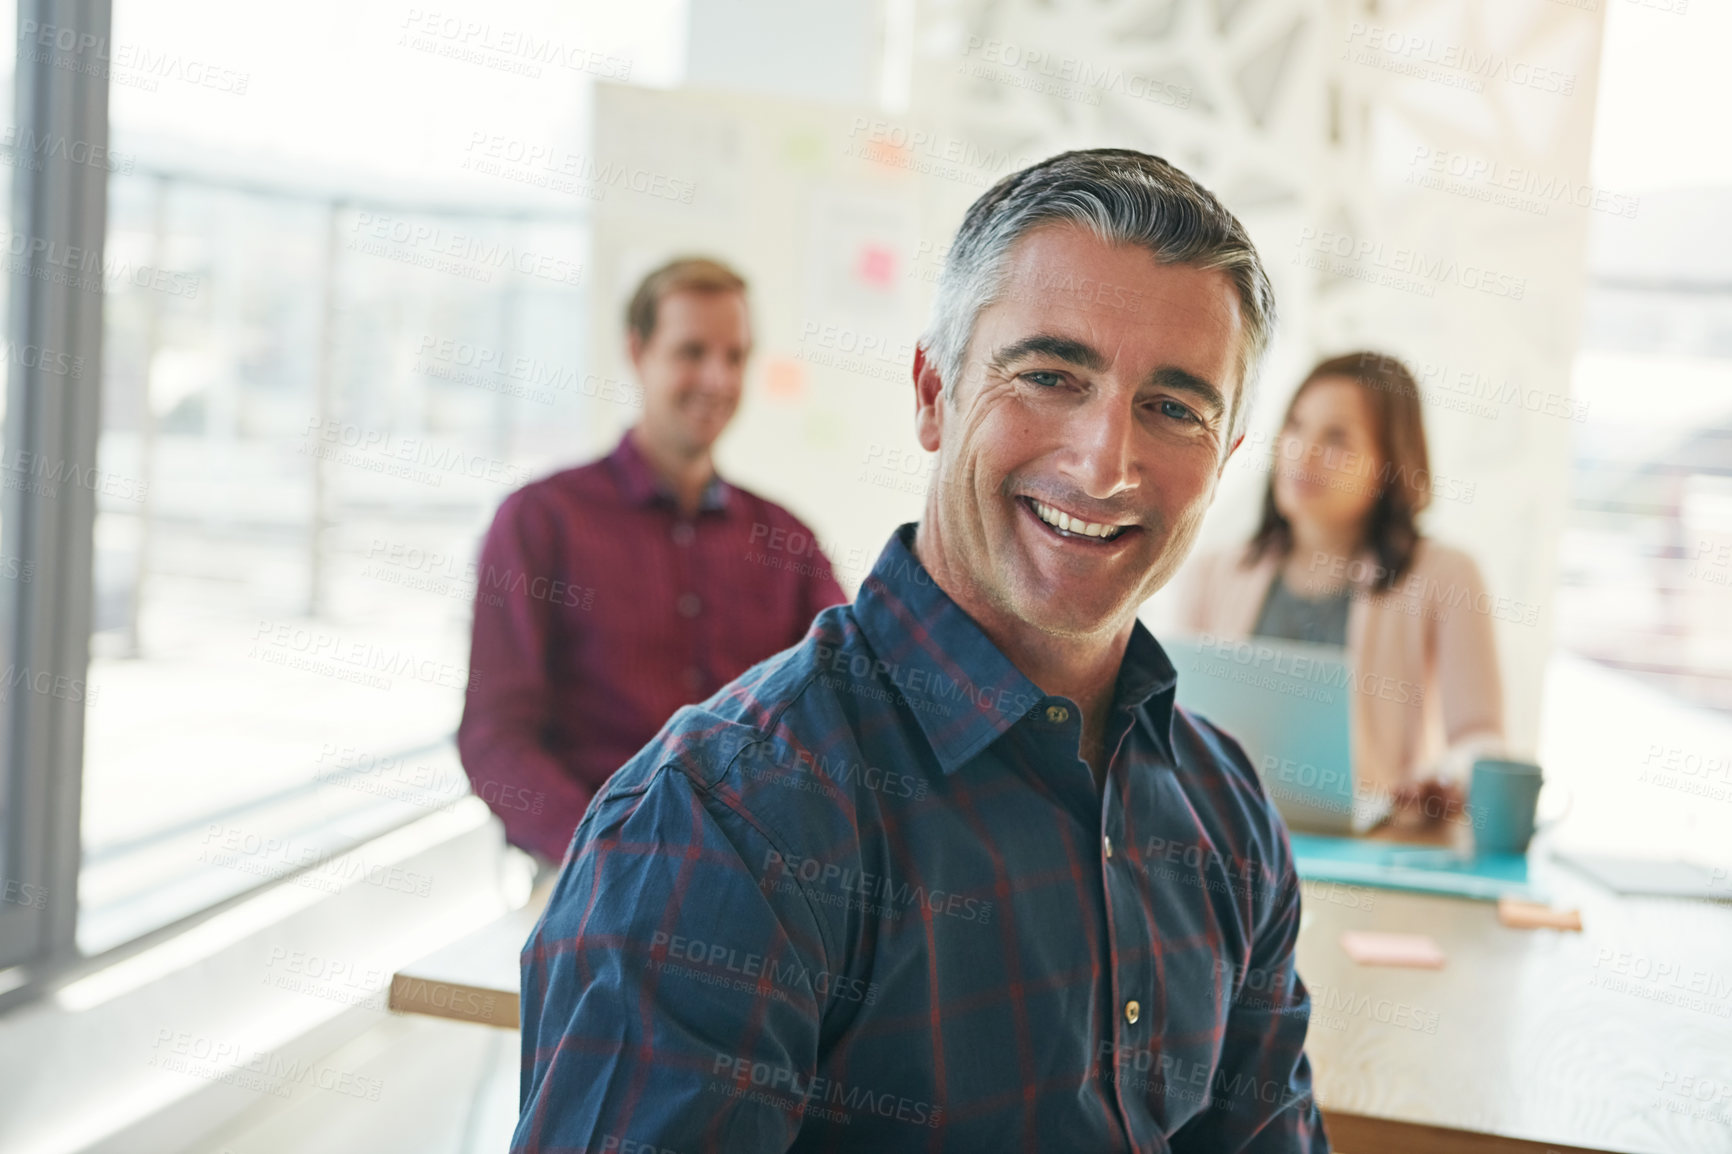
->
[1289,833,1536,902]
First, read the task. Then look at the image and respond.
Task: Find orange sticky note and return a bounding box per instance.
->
[1497,898,1582,932]
[1340,931,1447,969]
[763,357,806,401]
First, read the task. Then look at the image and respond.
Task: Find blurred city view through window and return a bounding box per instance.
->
[1562,186,1732,713]
[77,0,676,952]
[1556,0,1732,717]
[83,177,589,951]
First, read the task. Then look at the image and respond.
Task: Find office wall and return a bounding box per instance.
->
[591,0,1609,756]
[905,0,1608,756]
[583,82,942,589]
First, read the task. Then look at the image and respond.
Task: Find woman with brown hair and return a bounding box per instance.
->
[1178,351,1506,817]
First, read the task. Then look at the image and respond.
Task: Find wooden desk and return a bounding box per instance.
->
[1299,849,1732,1153]
[391,855,1732,1152]
[388,903,542,1029]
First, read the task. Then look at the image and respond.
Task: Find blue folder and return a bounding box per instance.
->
[1289,833,1536,902]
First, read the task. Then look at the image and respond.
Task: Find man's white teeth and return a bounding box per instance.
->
[1031,500,1123,540]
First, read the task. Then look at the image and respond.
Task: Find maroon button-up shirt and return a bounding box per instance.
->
[457,432,848,859]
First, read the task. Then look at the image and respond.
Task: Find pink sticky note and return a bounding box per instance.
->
[1340,931,1447,969]
[856,244,898,288]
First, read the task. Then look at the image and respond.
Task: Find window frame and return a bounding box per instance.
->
[0,0,111,980]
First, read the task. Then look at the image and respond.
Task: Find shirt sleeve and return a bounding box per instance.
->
[457,489,594,861]
[513,763,829,1154]
[1168,836,1331,1153]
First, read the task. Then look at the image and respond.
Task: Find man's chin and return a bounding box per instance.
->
[683,421,730,452]
[995,580,1132,642]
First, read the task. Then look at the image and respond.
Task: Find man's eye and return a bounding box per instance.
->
[1158,399,1198,423]
[1023,371,1064,388]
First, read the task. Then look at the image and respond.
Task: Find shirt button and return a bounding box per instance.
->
[677,593,702,618]
[1045,705,1069,724]
[1124,1000,1141,1025]
[1103,834,1113,860]
[671,522,695,546]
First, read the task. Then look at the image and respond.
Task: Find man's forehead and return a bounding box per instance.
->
[983,245,1243,386]
[660,287,747,316]
[655,290,750,335]
[997,226,1235,303]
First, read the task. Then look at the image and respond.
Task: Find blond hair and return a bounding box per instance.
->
[625,257,748,344]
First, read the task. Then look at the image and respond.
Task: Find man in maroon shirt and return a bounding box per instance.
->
[458,257,848,862]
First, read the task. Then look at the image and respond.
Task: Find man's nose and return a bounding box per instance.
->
[698,353,740,393]
[1060,399,1137,499]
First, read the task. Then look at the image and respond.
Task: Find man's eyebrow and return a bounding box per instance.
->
[1147,367,1228,420]
[987,334,1109,374]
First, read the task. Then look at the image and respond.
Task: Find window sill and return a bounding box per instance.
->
[0,797,517,1154]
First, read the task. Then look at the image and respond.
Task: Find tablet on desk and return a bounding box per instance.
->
[1552,849,1732,899]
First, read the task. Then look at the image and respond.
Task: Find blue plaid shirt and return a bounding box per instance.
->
[515,523,1329,1152]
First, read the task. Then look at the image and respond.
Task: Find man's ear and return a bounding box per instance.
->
[912,345,945,453]
[626,327,646,373]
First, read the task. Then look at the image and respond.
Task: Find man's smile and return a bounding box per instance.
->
[1017,495,1138,546]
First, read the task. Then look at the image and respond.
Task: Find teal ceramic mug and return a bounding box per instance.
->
[1469,757,1555,855]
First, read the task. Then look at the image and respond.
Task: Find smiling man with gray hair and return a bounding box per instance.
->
[514,149,1328,1152]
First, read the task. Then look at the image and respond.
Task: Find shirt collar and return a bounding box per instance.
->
[1118,615,1179,758]
[852,523,1177,774]
[606,430,732,514]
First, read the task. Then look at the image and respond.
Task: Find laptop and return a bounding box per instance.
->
[1168,634,1391,835]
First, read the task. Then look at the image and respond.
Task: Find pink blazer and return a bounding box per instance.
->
[1175,539,1507,792]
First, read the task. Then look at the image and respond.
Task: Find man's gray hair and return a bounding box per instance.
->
[920,148,1276,445]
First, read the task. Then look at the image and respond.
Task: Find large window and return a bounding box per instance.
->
[75,0,635,954]
[81,184,590,952]
[1554,2,1732,717]
[0,0,683,979]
